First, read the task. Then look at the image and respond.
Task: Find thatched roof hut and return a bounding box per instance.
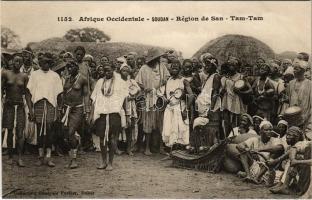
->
[276,51,298,61]
[193,34,275,65]
[28,37,171,63]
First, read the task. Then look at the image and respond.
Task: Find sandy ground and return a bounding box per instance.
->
[2,152,298,199]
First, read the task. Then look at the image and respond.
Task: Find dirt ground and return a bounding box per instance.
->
[2,152,298,199]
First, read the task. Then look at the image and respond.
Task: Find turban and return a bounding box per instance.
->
[63,52,74,59]
[120,63,131,71]
[83,54,94,61]
[282,59,292,65]
[241,113,253,125]
[293,60,308,70]
[283,66,294,76]
[117,56,127,63]
[193,117,209,129]
[252,115,264,122]
[277,120,288,128]
[128,52,138,57]
[259,120,273,130]
[200,53,213,62]
[287,126,303,138]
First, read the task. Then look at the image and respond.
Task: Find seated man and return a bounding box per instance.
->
[269,126,310,195]
[228,113,257,138]
[227,120,283,183]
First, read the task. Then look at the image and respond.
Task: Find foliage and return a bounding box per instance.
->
[64,27,111,43]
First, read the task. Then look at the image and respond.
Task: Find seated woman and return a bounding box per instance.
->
[269,126,310,195]
[226,120,283,183]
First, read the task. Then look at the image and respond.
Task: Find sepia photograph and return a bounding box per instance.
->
[1,0,311,199]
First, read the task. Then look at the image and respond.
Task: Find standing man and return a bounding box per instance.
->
[27,52,63,167]
[60,61,90,169]
[287,60,312,138]
[21,47,39,150]
[2,53,32,167]
[135,48,170,155]
[20,47,39,76]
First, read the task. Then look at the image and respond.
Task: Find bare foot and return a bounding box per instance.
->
[106,164,113,171]
[115,149,123,155]
[47,160,56,167]
[97,163,107,170]
[69,159,78,169]
[17,159,26,167]
[144,149,152,156]
[7,158,14,165]
[270,186,293,195]
[35,158,44,166]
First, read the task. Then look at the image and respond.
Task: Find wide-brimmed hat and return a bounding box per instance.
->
[146,48,165,64]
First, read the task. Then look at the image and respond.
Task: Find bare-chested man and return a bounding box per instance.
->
[59,61,90,169]
[1,53,33,167]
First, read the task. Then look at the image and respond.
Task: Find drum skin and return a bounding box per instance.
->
[231,133,259,144]
[223,156,242,173]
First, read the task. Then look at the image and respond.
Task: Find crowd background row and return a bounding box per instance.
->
[1,45,311,196]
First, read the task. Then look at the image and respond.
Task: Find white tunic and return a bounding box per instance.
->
[162,77,189,147]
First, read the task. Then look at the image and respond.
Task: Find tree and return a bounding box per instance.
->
[64,27,111,43]
[1,26,22,49]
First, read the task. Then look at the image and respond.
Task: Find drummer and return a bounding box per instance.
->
[251,63,276,121]
[235,120,283,183]
[162,59,194,150]
[220,58,251,137]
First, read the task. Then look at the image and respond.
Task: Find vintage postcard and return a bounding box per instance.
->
[1,0,311,199]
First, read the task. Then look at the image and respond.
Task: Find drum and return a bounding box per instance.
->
[234,79,248,92]
[283,106,304,126]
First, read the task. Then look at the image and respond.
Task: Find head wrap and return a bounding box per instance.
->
[293,60,308,70]
[252,115,264,122]
[283,66,294,76]
[200,53,214,63]
[128,52,138,57]
[83,54,94,62]
[63,52,74,59]
[287,126,303,139]
[166,50,178,57]
[241,113,253,125]
[22,47,33,55]
[277,120,288,128]
[117,56,127,64]
[259,120,273,130]
[282,59,292,65]
[120,63,131,71]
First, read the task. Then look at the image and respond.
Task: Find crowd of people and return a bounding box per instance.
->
[1,45,311,196]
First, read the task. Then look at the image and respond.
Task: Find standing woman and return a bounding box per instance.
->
[120,63,141,155]
[220,60,249,138]
[162,60,194,149]
[90,64,128,170]
[2,54,33,166]
[252,63,275,121]
[181,59,201,131]
[27,53,63,167]
[194,57,222,148]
